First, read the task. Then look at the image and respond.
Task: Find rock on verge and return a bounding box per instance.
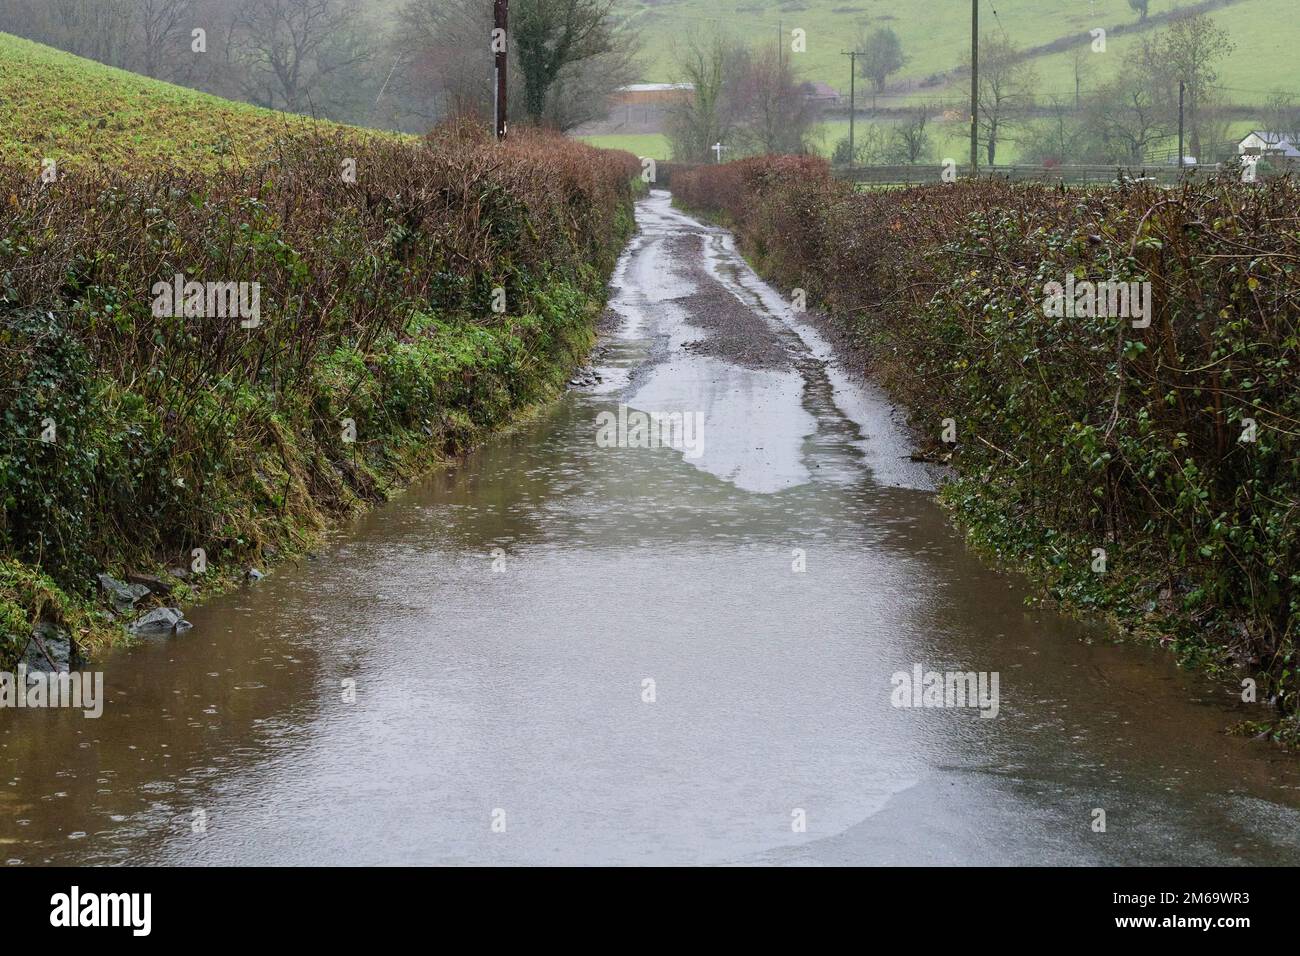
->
[97,573,151,611]
[129,607,192,636]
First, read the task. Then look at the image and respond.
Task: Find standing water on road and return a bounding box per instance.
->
[4,191,1299,866]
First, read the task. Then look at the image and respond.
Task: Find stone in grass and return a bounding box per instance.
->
[97,573,151,611]
[129,607,192,636]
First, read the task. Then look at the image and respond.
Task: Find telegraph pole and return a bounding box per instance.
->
[493,0,509,142]
[970,0,979,173]
[1178,81,1186,169]
[842,50,862,168]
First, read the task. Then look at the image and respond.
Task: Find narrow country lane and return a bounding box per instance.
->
[4,191,1299,866]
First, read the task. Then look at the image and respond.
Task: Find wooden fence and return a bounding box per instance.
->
[835,163,1214,187]
[837,159,1300,186]
[650,159,1298,190]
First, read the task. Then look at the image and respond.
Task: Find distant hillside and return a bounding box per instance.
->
[620,0,1297,107]
[0,32,395,172]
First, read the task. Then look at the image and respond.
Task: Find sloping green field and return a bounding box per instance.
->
[597,0,1291,162]
[620,0,1295,106]
[0,31,394,172]
[1028,0,1296,101]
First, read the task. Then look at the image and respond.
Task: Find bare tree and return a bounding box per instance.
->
[889,107,932,164]
[666,34,737,163]
[0,0,385,125]
[726,44,818,157]
[1019,95,1090,165]
[1264,91,1300,149]
[832,122,889,167]
[138,0,196,78]
[1088,63,1169,164]
[1160,12,1234,159]
[1197,98,1240,163]
[228,0,373,115]
[963,32,1037,166]
[391,0,505,125]
[0,0,52,50]
[45,0,135,67]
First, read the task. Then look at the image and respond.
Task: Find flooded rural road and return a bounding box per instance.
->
[4,191,1300,866]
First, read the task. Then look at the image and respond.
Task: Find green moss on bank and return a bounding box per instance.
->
[0,266,621,665]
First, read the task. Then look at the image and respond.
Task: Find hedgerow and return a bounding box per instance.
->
[0,125,640,663]
[675,158,1300,735]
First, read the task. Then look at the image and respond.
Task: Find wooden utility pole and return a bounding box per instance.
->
[842,50,862,168]
[1178,81,1186,169]
[494,0,509,141]
[970,0,979,173]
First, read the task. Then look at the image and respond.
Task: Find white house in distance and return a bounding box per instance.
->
[1238,131,1300,158]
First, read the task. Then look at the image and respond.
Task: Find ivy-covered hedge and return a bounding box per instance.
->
[675,158,1300,733]
[0,126,640,663]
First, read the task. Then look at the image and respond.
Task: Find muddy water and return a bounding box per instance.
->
[3,191,1299,866]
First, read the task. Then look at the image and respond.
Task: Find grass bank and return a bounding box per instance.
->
[0,31,397,173]
[674,156,1300,742]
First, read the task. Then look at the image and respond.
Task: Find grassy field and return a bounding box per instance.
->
[584,122,1102,165]
[619,0,1297,107]
[0,32,390,172]
[577,132,672,159]
[582,122,1162,166]
[597,0,1287,164]
[812,116,1259,166]
[582,113,1261,174]
[810,118,1002,161]
[580,123,1017,163]
[1029,0,1297,102]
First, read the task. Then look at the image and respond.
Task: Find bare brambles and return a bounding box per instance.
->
[676,158,1300,727]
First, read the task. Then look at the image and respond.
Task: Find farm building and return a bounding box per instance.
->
[800,81,842,108]
[1238,131,1300,158]
[604,83,695,131]
[614,83,694,108]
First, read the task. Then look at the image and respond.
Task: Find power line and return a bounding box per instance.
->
[627,10,787,29]
[988,2,1011,43]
